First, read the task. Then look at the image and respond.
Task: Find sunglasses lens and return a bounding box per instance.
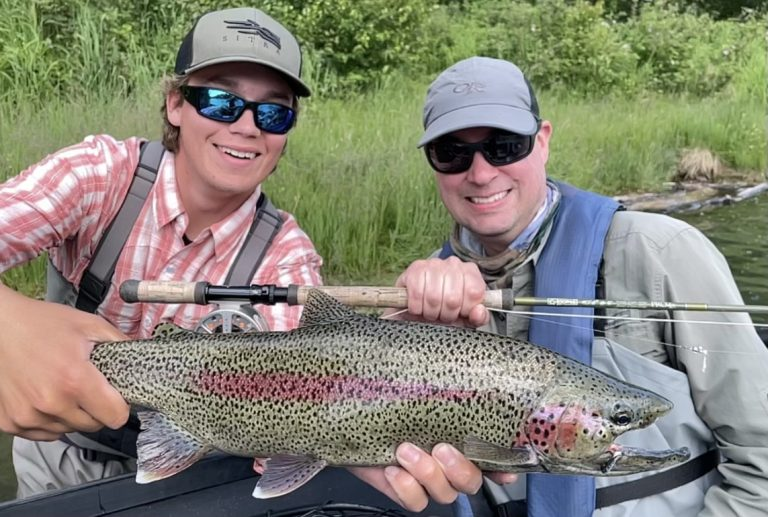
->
[183,86,296,134]
[426,141,473,174]
[256,104,295,134]
[426,131,535,173]
[484,134,533,165]
[193,88,245,122]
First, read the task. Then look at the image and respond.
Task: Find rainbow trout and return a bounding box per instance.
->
[90,290,689,498]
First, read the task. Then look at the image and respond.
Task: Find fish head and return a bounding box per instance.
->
[519,361,678,474]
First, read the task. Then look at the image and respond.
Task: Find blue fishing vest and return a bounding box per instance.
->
[441,181,619,517]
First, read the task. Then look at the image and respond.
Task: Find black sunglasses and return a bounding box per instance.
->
[425,129,538,174]
[180,85,296,135]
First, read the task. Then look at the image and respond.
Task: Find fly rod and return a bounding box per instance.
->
[119,280,768,315]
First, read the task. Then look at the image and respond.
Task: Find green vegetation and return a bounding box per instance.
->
[0,0,765,287]
[0,1,765,284]
[3,80,763,288]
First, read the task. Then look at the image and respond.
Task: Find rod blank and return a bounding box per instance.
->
[118,280,768,314]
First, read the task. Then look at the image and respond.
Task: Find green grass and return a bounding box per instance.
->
[1,76,765,292]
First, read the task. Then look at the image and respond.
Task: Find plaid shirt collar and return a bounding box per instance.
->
[152,151,262,260]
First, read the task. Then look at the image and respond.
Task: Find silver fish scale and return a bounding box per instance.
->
[89,291,666,468]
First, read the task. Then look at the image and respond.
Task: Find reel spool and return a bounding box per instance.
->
[194,302,269,333]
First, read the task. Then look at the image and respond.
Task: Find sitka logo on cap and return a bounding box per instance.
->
[453,82,485,94]
[224,19,281,50]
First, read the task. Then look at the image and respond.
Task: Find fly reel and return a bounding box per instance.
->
[194,301,269,333]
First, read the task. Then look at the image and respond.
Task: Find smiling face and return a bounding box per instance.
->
[433,123,552,256]
[166,62,294,217]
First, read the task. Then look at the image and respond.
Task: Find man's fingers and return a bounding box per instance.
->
[384,466,430,511]
[15,429,63,442]
[75,363,130,430]
[55,408,105,433]
[347,466,407,508]
[432,443,483,494]
[437,270,464,323]
[395,443,458,505]
[486,472,518,485]
[86,320,130,345]
[467,304,490,327]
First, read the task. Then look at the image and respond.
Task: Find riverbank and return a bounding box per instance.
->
[612,147,768,213]
[616,180,768,213]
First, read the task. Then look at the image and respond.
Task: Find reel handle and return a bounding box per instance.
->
[120,280,208,304]
[119,280,508,310]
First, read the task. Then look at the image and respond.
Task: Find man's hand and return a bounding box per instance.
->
[349,442,517,511]
[0,284,130,440]
[388,257,489,327]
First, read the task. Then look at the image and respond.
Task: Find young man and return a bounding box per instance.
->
[394,56,768,516]
[0,6,322,497]
[0,8,485,508]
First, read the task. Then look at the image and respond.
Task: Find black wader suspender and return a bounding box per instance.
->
[75,141,165,312]
[73,140,283,460]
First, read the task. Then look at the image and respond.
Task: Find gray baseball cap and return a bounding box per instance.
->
[175,8,311,97]
[419,57,539,147]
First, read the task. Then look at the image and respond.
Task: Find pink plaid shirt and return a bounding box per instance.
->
[0,135,323,336]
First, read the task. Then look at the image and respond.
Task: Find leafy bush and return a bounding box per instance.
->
[0,0,764,104]
[427,0,764,98]
[599,0,768,20]
[289,0,436,92]
[619,2,761,95]
[443,0,641,96]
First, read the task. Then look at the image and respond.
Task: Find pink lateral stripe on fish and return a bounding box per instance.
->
[194,371,480,402]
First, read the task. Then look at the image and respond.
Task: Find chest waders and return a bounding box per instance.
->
[441,181,719,517]
[49,140,283,461]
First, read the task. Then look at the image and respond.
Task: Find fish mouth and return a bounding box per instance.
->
[546,444,691,476]
[599,444,691,475]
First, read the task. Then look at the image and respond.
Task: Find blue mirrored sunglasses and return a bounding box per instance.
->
[180,85,296,135]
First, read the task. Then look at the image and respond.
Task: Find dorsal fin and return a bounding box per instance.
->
[299,289,363,327]
[152,322,195,339]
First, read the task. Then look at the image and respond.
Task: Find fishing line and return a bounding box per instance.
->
[378,306,763,368]
[382,306,768,330]
[493,308,763,360]
[380,309,408,320]
[496,308,768,330]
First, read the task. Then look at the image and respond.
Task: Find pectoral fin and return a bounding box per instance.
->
[252,454,328,498]
[134,410,213,483]
[463,436,539,470]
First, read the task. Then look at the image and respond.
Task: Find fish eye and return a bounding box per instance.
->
[610,402,634,426]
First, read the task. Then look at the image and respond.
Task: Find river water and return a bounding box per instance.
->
[0,193,766,503]
[674,192,768,326]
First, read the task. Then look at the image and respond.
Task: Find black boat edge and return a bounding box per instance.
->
[0,455,492,517]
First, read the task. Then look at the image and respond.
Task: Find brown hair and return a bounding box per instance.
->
[160,74,301,153]
[160,74,188,153]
